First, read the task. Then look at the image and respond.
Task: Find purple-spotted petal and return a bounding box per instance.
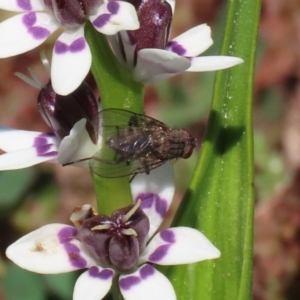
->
[119,264,176,300]
[131,162,175,239]
[6,224,97,274]
[0,127,59,152]
[0,0,47,12]
[57,119,100,167]
[73,267,114,300]
[188,56,244,72]
[167,24,213,57]
[0,12,59,58]
[133,48,191,83]
[51,27,91,95]
[90,0,139,35]
[0,145,58,170]
[140,227,221,265]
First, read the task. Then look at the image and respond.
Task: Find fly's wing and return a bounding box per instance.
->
[95,108,167,138]
[89,109,168,177]
[89,147,167,178]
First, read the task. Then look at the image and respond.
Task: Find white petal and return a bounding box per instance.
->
[6,224,97,274]
[73,267,114,300]
[0,146,58,170]
[90,1,139,35]
[166,0,176,14]
[0,0,47,12]
[0,127,59,152]
[109,30,136,69]
[188,56,244,72]
[134,48,190,83]
[57,119,100,167]
[0,12,59,58]
[119,264,176,300]
[51,27,92,95]
[167,24,213,57]
[140,227,221,265]
[131,162,175,239]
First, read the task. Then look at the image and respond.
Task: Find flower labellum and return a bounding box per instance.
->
[38,80,99,144]
[76,200,150,272]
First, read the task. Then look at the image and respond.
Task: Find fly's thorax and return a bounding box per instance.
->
[44,0,101,27]
[106,127,151,158]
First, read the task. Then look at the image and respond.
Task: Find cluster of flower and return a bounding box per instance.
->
[0,1,243,299]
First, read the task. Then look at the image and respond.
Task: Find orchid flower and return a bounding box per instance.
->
[6,163,220,300]
[109,0,244,83]
[0,72,101,170]
[0,0,139,95]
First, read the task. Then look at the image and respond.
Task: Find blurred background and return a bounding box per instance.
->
[0,0,299,299]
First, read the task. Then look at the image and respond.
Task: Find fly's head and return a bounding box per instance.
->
[182,129,197,159]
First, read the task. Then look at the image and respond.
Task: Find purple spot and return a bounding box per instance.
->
[58,226,87,269]
[55,41,68,54]
[23,12,50,39]
[136,193,168,218]
[88,267,114,280]
[160,229,175,243]
[148,244,171,262]
[119,275,141,291]
[69,37,86,52]
[29,27,50,39]
[107,1,120,14]
[155,196,167,218]
[17,0,32,11]
[23,12,36,27]
[33,135,57,157]
[93,14,110,29]
[136,193,154,209]
[58,226,78,241]
[139,264,155,279]
[167,41,186,56]
[54,38,86,54]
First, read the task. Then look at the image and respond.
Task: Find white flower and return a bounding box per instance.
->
[0,118,100,170]
[0,0,139,95]
[6,163,220,300]
[109,0,243,83]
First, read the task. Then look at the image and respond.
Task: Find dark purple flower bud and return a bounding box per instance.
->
[126,0,172,52]
[77,201,150,272]
[43,0,101,27]
[38,81,99,144]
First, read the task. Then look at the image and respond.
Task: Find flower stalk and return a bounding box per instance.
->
[84,22,145,215]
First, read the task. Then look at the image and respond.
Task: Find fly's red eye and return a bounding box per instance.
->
[183,147,193,158]
[182,129,196,158]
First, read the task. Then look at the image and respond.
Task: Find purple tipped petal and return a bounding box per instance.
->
[141,227,221,266]
[73,267,114,300]
[6,224,97,274]
[0,0,47,12]
[90,1,139,35]
[133,48,191,83]
[119,264,176,300]
[51,28,91,95]
[131,162,175,238]
[0,12,59,58]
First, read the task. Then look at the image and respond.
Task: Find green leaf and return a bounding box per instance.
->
[0,168,36,213]
[165,0,261,299]
[43,272,77,299]
[3,264,45,300]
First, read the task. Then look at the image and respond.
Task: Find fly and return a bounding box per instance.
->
[66,108,197,177]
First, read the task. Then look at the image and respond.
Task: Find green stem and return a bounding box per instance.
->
[84,22,145,214]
